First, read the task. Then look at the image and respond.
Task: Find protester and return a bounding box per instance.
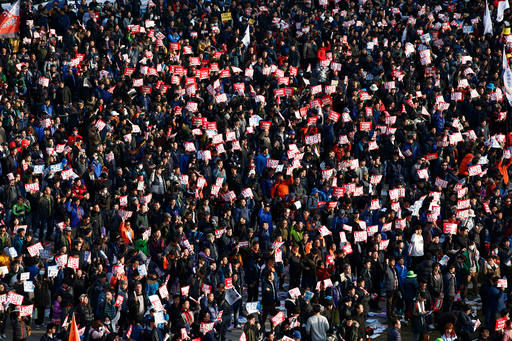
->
[305,304,329,341]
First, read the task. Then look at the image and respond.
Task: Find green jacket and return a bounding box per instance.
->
[12,202,30,217]
[135,238,149,256]
[289,224,304,244]
[463,249,480,273]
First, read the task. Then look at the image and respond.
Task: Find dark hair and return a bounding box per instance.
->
[313,304,322,313]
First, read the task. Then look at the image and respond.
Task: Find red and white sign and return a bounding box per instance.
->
[114,295,124,307]
[496,317,507,331]
[417,169,429,179]
[67,256,79,269]
[149,295,164,311]
[200,322,215,334]
[359,121,372,131]
[201,283,212,294]
[24,182,39,192]
[95,120,106,131]
[342,243,353,254]
[354,231,367,243]
[7,291,23,305]
[19,304,33,317]
[27,242,43,257]
[468,165,482,176]
[159,285,169,299]
[55,254,68,267]
[241,188,254,199]
[443,223,458,235]
[271,311,285,326]
[181,286,190,296]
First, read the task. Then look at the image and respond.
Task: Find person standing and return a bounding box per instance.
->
[261,272,278,328]
[306,304,330,341]
[243,314,259,341]
[410,226,424,268]
[411,294,428,341]
[37,186,54,240]
[443,264,457,312]
[12,306,29,341]
[384,257,400,321]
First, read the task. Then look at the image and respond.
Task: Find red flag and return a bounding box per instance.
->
[0,0,20,38]
[68,313,80,341]
[126,324,133,339]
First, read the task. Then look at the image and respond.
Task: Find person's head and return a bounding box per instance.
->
[448,264,455,274]
[80,294,88,305]
[355,303,364,314]
[344,264,351,274]
[119,280,128,290]
[313,304,322,314]
[419,280,427,290]
[47,323,57,334]
[392,318,401,330]
[135,281,143,294]
[444,323,455,335]
[248,313,256,325]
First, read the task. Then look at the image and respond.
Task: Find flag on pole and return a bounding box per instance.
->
[401,26,407,43]
[497,0,510,22]
[242,25,250,47]
[504,47,509,71]
[0,0,20,38]
[68,313,80,341]
[484,0,493,35]
[503,47,512,105]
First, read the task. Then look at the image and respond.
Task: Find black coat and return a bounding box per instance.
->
[383,265,398,292]
[261,278,278,306]
[387,327,401,341]
[443,272,456,297]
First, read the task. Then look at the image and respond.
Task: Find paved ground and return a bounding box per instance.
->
[21,285,484,341]
[19,314,435,341]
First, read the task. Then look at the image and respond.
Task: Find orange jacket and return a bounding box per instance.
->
[458,153,474,176]
[271,177,294,198]
[498,158,512,184]
[119,221,134,244]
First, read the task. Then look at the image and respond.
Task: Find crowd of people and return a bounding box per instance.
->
[1,0,512,340]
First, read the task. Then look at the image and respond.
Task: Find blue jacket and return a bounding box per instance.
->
[65,201,84,227]
[91,159,102,178]
[255,153,269,174]
[395,264,408,287]
[403,277,419,301]
[258,228,271,252]
[13,235,25,255]
[433,111,445,132]
[258,208,273,233]
[488,285,506,313]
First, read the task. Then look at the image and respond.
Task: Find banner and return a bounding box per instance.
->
[484,0,493,35]
[0,0,20,38]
